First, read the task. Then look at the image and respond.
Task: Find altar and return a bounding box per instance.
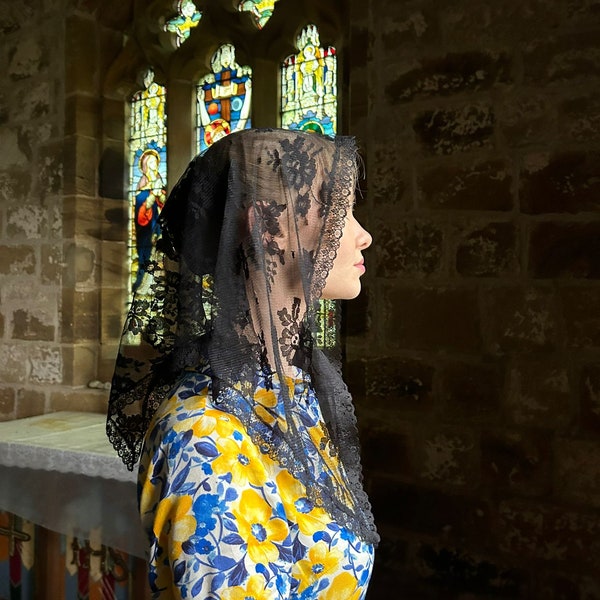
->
[0,411,147,598]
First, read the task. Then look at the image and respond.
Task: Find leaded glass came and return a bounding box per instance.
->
[281,24,337,136]
[128,69,167,293]
[164,0,202,48]
[196,44,252,153]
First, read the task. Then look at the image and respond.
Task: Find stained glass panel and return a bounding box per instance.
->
[238,0,280,29]
[128,69,167,293]
[164,0,202,48]
[281,25,339,349]
[196,44,253,154]
[281,24,337,136]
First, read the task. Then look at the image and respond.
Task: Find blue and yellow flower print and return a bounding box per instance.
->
[139,368,374,599]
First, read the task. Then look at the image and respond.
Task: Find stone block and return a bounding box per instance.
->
[363,356,435,410]
[0,245,35,274]
[560,94,600,142]
[29,345,62,384]
[524,31,600,85]
[100,240,128,289]
[385,52,512,104]
[383,285,481,353]
[6,204,47,239]
[506,360,572,428]
[375,219,443,278]
[0,386,15,417]
[65,93,101,137]
[361,427,412,478]
[36,141,63,197]
[0,127,29,168]
[0,2,35,35]
[101,97,126,143]
[15,388,46,418]
[482,286,559,353]
[481,429,552,496]
[62,242,97,287]
[370,479,491,546]
[100,287,127,342]
[499,500,600,567]
[41,244,63,284]
[65,15,97,94]
[439,360,504,420]
[559,286,600,348]
[49,389,108,414]
[497,94,554,147]
[520,152,600,214]
[11,80,52,122]
[555,439,600,509]
[581,363,600,435]
[61,344,97,387]
[373,5,440,50]
[528,222,600,279]
[413,104,495,155]
[0,344,29,383]
[417,158,513,211]
[416,544,529,597]
[369,148,411,208]
[415,429,478,488]
[12,308,55,341]
[101,196,129,242]
[61,289,99,342]
[62,136,98,197]
[8,34,47,80]
[0,169,31,204]
[534,571,600,600]
[455,221,518,277]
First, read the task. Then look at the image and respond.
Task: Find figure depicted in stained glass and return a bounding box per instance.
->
[133,148,166,291]
[129,69,167,293]
[281,24,337,136]
[164,0,202,48]
[238,0,280,29]
[197,44,252,153]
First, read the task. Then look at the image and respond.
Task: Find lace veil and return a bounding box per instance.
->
[107,128,378,545]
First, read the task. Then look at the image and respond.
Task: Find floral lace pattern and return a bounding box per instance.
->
[108,129,378,548]
[140,369,374,599]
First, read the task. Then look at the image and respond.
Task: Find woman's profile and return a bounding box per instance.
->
[108,128,378,599]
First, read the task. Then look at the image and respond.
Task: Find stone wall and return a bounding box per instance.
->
[0,1,68,419]
[1,0,599,596]
[347,1,600,597]
[0,0,128,421]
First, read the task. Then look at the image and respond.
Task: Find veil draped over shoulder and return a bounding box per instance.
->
[107,128,379,545]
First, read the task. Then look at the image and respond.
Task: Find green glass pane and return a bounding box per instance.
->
[196,44,252,154]
[164,0,202,48]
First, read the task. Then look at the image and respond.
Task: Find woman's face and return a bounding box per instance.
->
[321,204,372,300]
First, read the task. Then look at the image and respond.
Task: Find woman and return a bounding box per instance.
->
[107,128,378,599]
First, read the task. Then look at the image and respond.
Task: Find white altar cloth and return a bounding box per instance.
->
[0,411,145,557]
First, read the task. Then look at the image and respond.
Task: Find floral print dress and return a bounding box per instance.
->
[138,368,374,599]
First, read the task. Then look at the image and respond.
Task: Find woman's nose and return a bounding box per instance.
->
[357,221,372,250]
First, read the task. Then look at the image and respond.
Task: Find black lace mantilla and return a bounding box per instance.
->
[107,128,378,545]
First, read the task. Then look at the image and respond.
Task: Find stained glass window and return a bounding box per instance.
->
[196,44,252,154]
[128,69,167,293]
[238,0,280,29]
[281,24,339,349]
[164,0,202,48]
[281,24,337,136]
